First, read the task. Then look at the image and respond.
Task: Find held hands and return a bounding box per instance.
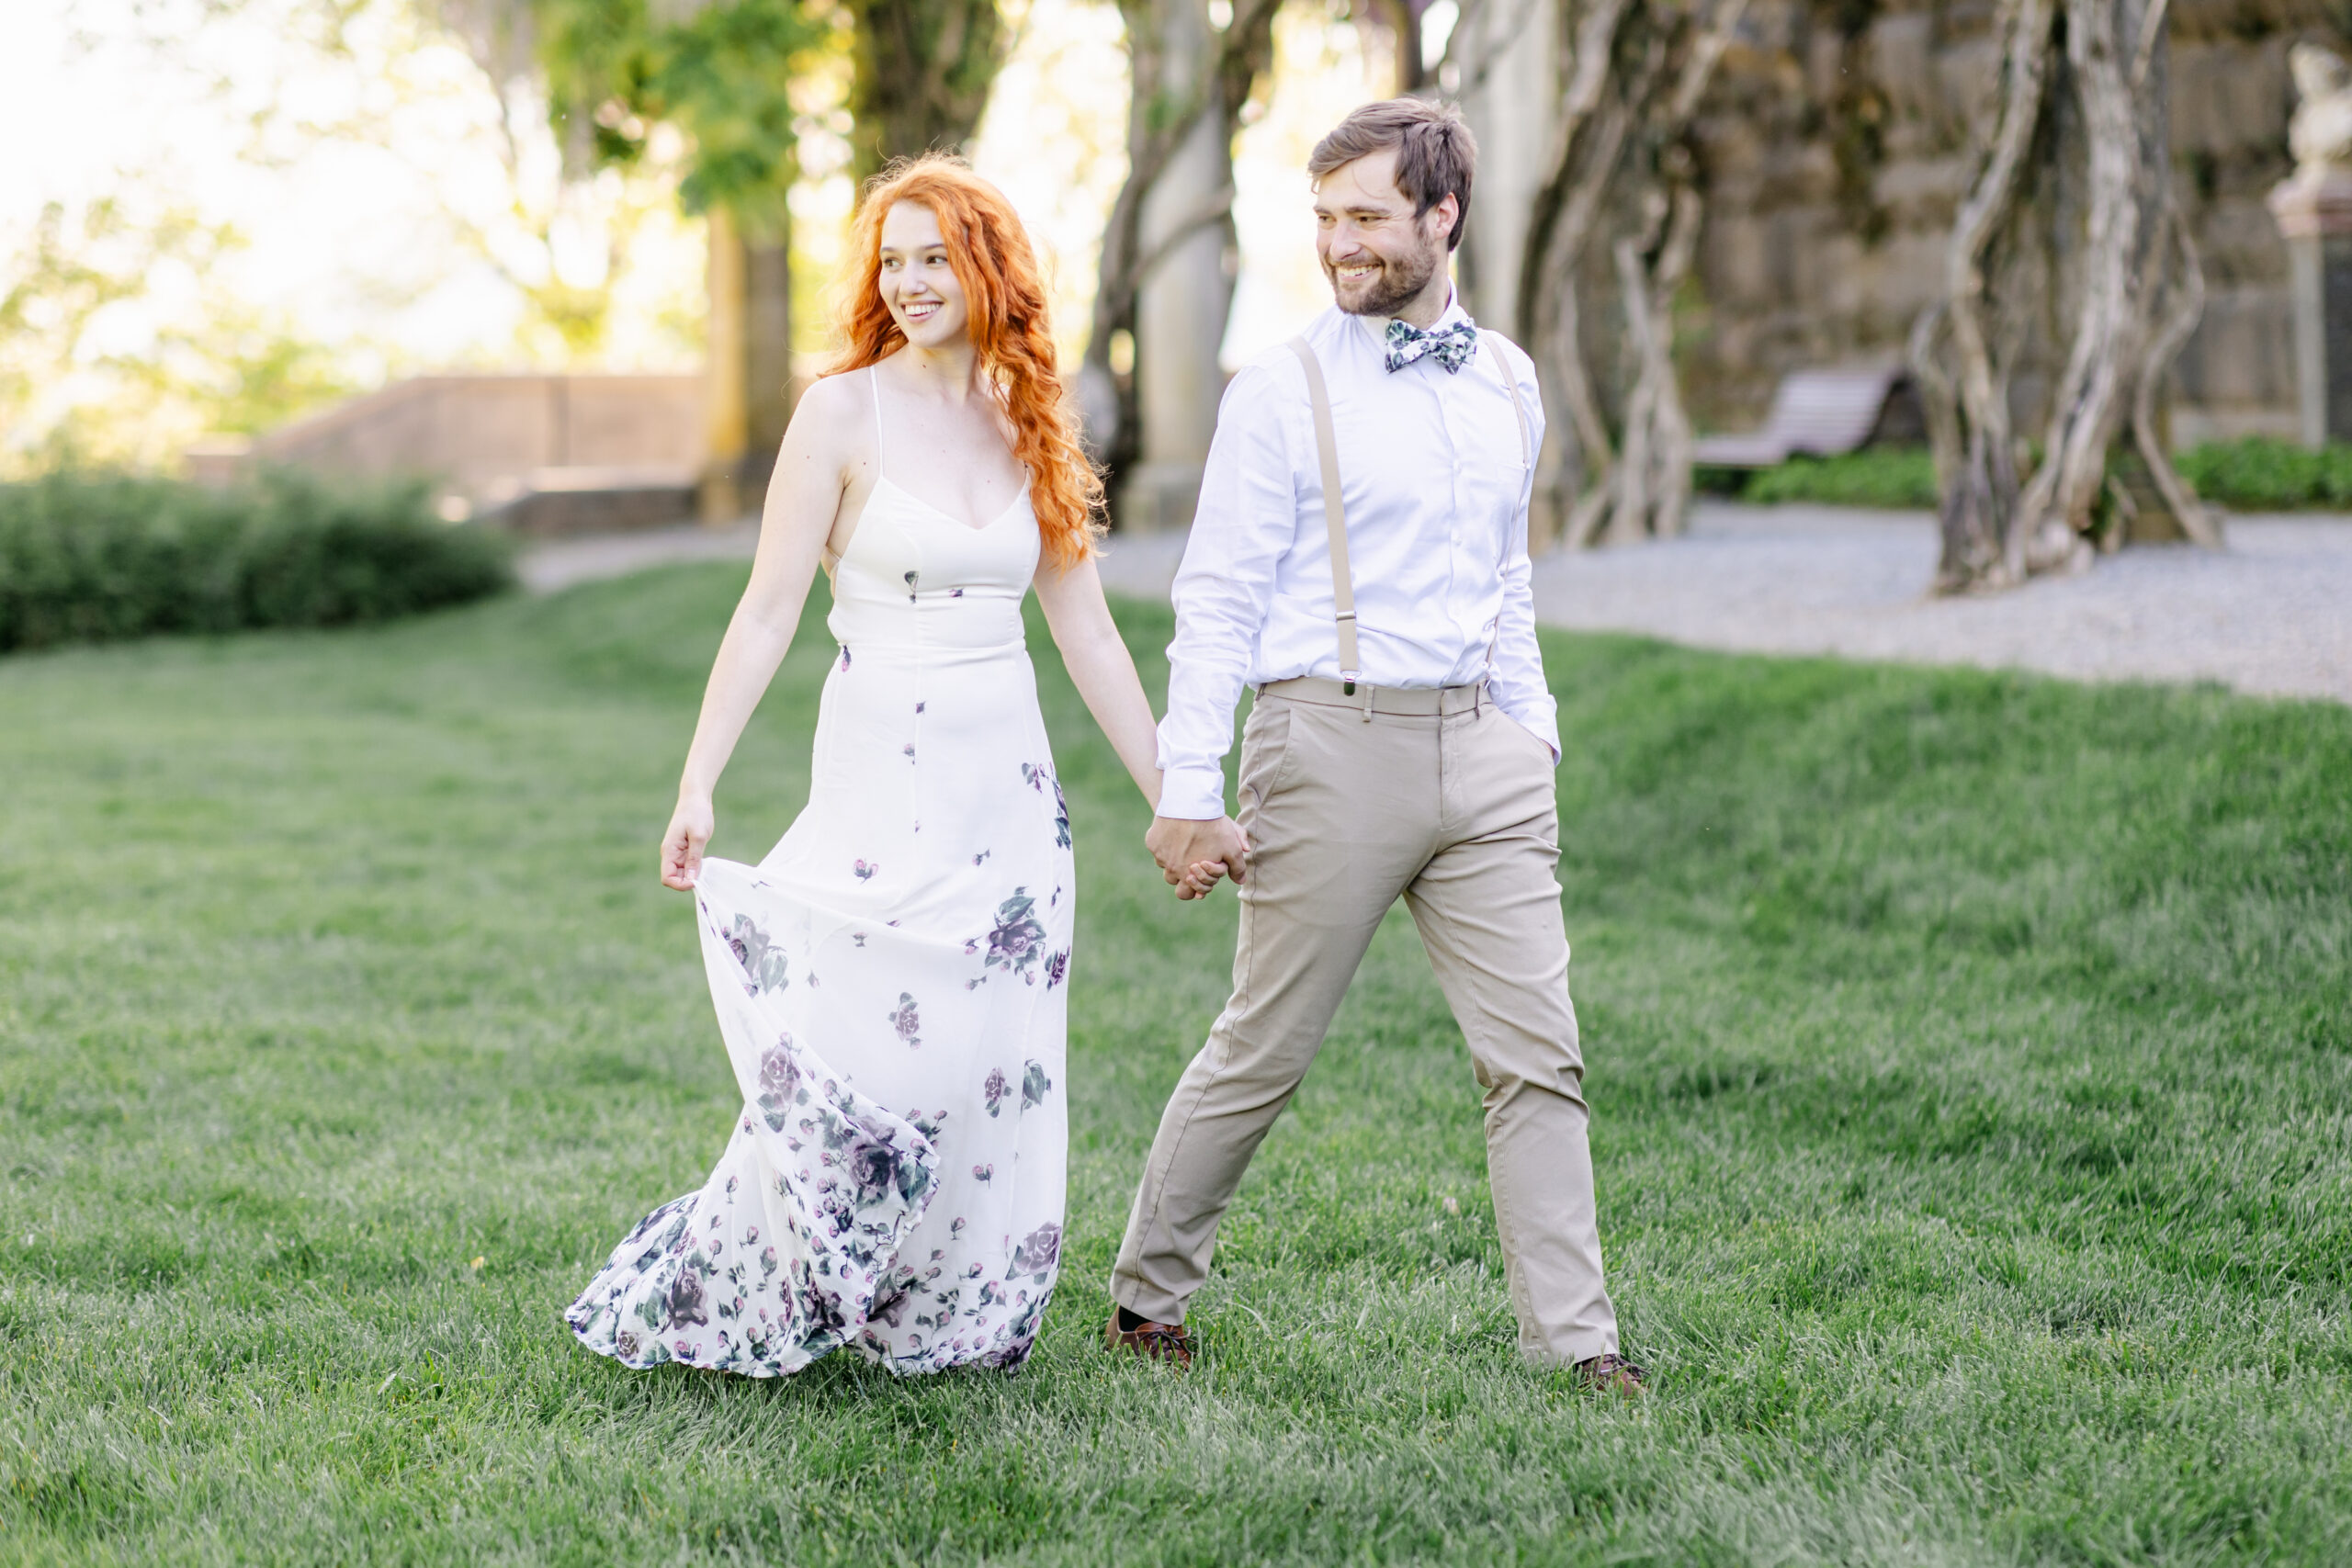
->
[1146,815,1249,902]
[666,802,1241,898]
[661,793,715,891]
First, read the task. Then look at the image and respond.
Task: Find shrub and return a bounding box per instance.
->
[2170,435,2352,510]
[1710,437,2352,516]
[0,468,514,653]
[1738,448,1941,509]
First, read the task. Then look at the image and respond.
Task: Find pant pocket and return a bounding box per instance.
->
[1492,709,1554,768]
[1236,698,1297,821]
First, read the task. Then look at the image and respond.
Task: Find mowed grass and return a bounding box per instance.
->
[2,563,2348,1567]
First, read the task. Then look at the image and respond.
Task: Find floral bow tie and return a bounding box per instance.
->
[1384,318,1479,374]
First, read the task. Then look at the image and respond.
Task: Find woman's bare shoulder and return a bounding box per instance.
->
[778,369,876,473]
[791,369,871,436]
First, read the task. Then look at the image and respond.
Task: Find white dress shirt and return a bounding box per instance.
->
[1153,296,1557,820]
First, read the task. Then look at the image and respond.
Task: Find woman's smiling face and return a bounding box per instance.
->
[877,200,970,349]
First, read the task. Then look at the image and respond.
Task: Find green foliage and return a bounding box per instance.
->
[842,0,1008,177]
[1,197,365,474]
[159,314,366,438]
[2,569,2349,1561]
[2172,434,2352,510]
[539,0,826,230]
[0,200,211,459]
[1723,446,1942,508]
[0,468,514,653]
[1713,436,2352,514]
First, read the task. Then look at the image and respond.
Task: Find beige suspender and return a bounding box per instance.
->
[1285,337,1360,693]
[1285,330,1532,707]
[1487,330,1533,465]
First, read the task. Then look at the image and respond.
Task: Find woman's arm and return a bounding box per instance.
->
[1035,561,1226,898]
[1032,554,1164,809]
[660,379,861,890]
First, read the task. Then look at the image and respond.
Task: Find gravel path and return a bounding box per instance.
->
[1528,504,2352,705]
[522,503,2352,706]
[516,521,760,594]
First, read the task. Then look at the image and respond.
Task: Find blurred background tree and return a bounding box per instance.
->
[0,0,706,476]
[1081,0,1281,503]
[1513,0,1748,547]
[533,0,828,514]
[0,197,371,477]
[13,0,2326,595]
[1905,0,2220,592]
[532,0,1019,512]
[842,0,1010,177]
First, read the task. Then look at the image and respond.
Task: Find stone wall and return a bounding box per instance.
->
[1677,0,2324,442]
[188,374,706,513]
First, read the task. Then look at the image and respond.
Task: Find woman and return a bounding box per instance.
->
[565,157,1211,1377]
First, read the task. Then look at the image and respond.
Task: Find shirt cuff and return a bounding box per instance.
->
[1154,764,1229,820]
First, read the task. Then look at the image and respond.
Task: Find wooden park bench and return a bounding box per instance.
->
[1691,366,1917,468]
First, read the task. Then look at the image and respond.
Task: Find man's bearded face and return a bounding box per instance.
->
[1315,148,1455,317]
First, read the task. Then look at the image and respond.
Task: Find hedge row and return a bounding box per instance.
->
[1691,449,1940,509]
[1738,448,1941,509]
[2168,435,2352,510]
[0,468,514,653]
[1702,436,2352,513]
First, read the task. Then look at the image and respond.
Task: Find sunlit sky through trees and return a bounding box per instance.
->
[5,0,1402,466]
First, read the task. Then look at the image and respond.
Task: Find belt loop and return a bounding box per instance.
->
[1361,682,1374,721]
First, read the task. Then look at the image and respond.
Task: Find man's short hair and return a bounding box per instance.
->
[1307,98,1477,251]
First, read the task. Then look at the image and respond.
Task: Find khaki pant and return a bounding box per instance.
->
[1112,685,1620,1367]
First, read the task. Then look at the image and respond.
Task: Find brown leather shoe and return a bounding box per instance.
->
[1103,1314,1193,1368]
[1576,1353,1646,1395]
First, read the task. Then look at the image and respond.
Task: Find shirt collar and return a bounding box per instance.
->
[1351,286,1470,348]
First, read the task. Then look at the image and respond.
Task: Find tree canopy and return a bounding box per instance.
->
[535,0,828,232]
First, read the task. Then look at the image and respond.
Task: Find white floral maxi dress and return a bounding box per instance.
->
[565,412,1071,1377]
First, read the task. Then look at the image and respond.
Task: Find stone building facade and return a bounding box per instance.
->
[1458,0,2323,444]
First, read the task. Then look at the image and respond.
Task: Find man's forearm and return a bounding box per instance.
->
[1158,363,1294,819]
[1155,620,1252,818]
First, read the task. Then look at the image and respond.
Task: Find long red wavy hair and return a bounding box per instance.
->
[827,156,1103,570]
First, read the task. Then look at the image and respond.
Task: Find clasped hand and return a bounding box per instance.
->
[665,802,1245,903]
[1146,815,1249,901]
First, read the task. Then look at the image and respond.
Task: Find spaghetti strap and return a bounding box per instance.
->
[824,367,888,581]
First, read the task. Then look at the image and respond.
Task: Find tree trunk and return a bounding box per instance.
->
[843,0,1011,177]
[700,205,795,520]
[1370,0,1427,92]
[1601,182,1701,543]
[742,222,794,494]
[1907,0,2217,593]
[1515,0,1744,547]
[1079,0,1280,493]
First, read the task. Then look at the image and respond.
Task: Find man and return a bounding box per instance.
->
[1104,98,1643,1393]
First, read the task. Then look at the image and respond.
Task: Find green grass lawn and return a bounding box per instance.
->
[3,567,2348,1565]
